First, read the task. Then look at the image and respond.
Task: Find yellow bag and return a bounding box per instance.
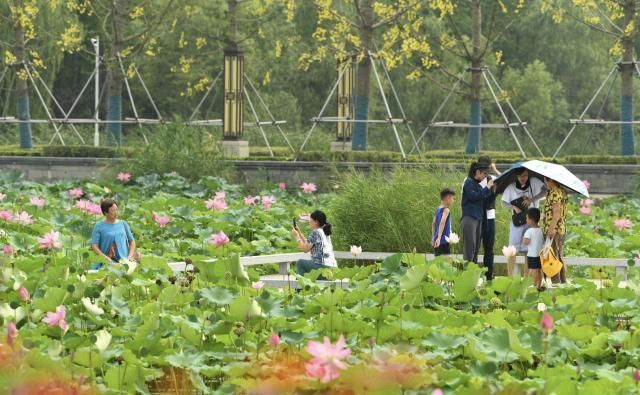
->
[540,238,563,278]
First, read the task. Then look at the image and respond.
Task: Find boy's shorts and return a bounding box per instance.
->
[527,256,541,269]
[435,243,451,256]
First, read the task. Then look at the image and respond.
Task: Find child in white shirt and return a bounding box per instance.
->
[523,208,544,289]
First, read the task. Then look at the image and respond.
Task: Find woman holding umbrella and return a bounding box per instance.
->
[496,160,589,283]
[500,168,546,276]
[542,177,568,284]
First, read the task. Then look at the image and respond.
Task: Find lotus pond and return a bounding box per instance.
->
[1,172,640,394]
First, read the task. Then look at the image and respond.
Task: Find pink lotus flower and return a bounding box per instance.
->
[540,313,554,334]
[433,390,444,395]
[86,203,102,216]
[301,182,317,194]
[262,196,276,210]
[614,218,632,231]
[7,322,17,346]
[76,200,102,215]
[635,254,640,267]
[152,212,171,228]
[30,196,46,208]
[209,231,230,247]
[68,188,84,198]
[269,333,281,347]
[15,211,33,225]
[278,182,286,190]
[42,305,69,331]
[3,244,13,255]
[18,287,30,302]
[215,191,226,200]
[579,206,591,215]
[243,195,259,206]
[580,199,594,207]
[0,193,6,201]
[37,230,63,250]
[305,335,351,383]
[206,198,228,211]
[0,210,13,221]
[582,179,591,190]
[117,172,131,182]
[251,281,265,289]
[634,369,640,382]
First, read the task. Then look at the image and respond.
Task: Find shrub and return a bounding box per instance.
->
[42,145,134,158]
[330,167,511,255]
[126,124,231,180]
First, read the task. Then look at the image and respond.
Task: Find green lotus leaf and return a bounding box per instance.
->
[380,253,403,274]
[453,268,481,303]
[200,286,236,305]
[32,287,67,312]
[228,296,264,322]
[400,264,428,291]
[73,347,105,368]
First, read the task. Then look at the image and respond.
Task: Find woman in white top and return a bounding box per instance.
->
[292,210,336,277]
[501,168,546,276]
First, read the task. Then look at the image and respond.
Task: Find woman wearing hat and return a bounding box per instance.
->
[461,162,493,263]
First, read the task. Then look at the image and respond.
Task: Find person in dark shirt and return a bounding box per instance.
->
[477,156,500,280]
[461,162,493,263]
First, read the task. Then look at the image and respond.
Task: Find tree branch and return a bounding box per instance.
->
[479,0,499,59]
[122,0,177,43]
[353,0,364,28]
[595,3,624,34]
[482,18,517,59]
[445,13,473,59]
[372,1,420,30]
[546,1,620,38]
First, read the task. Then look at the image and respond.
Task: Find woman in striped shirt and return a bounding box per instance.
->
[292,210,337,276]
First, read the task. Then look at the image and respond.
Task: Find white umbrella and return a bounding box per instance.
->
[497,160,589,197]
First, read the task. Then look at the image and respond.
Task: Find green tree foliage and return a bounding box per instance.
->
[501,60,570,152]
[1,0,636,155]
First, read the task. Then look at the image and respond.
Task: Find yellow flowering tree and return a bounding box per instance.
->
[303,0,455,150]
[2,0,81,148]
[542,0,636,155]
[63,0,177,146]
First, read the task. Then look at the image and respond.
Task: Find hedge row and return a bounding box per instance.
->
[0,145,638,164]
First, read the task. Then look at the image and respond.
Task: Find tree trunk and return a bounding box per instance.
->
[105,0,128,146]
[14,0,32,149]
[466,0,482,154]
[352,0,374,151]
[620,0,635,156]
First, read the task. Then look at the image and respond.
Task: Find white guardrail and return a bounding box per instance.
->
[165,251,630,288]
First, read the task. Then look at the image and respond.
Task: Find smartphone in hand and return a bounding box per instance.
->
[293,217,297,228]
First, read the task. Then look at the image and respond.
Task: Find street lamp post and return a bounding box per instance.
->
[91,37,99,147]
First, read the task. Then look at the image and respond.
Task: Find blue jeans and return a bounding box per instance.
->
[296,259,330,277]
